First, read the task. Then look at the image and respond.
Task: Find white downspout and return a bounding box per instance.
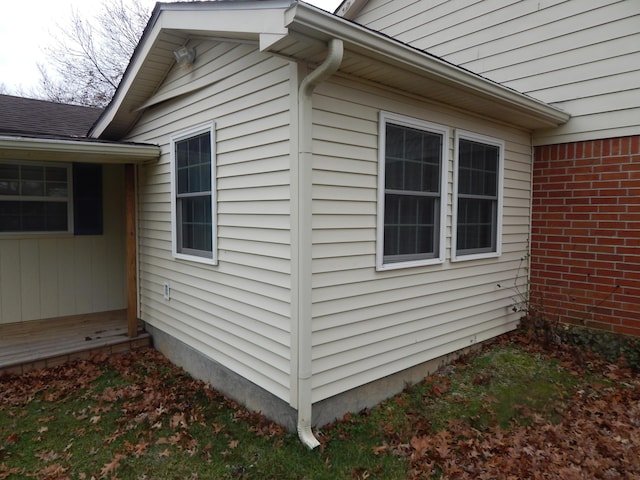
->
[296,38,344,450]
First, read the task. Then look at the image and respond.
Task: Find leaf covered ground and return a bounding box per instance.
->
[1,334,639,479]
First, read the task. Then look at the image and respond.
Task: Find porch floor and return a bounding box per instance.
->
[0,310,151,376]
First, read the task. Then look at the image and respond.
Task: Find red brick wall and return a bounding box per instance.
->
[530,135,640,336]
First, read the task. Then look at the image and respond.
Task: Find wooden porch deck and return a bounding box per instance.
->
[0,310,151,376]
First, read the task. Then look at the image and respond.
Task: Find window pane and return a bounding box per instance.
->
[457,198,495,251]
[385,158,404,190]
[46,167,67,182]
[176,142,188,169]
[177,165,189,194]
[384,194,436,258]
[404,159,422,191]
[421,162,440,193]
[44,202,68,231]
[385,124,404,158]
[458,139,498,196]
[46,182,68,197]
[385,123,442,193]
[0,201,20,231]
[180,196,212,252]
[404,128,423,161]
[423,134,442,164]
[0,180,18,195]
[398,195,418,225]
[0,163,71,233]
[398,225,417,255]
[20,166,43,196]
[0,201,67,232]
[199,163,211,192]
[0,164,19,195]
[176,133,211,195]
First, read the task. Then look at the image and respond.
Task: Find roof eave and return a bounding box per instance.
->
[93,1,569,139]
[0,136,160,164]
[283,4,570,129]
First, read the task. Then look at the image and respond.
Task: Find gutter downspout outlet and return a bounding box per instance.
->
[296,38,344,450]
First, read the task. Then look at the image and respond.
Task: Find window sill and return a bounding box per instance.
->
[451,251,500,262]
[173,252,217,266]
[376,256,444,271]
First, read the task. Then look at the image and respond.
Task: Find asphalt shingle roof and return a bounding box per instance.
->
[0,95,103,139]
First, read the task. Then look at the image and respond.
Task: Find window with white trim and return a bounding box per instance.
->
[0,161,72,233]
[377,112,447,270]
[171,124,216,263]
[453,131,503,260]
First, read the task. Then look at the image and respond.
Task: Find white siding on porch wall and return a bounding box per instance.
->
[309,77,531,402]
[0,165,126,324]
[352,0,640,145]
[125,40,294,403]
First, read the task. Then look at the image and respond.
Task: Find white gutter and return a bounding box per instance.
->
[0,135,160,164]
[286,4,570,128]
[296,37,344,450]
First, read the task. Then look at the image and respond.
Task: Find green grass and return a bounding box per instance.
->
[428,346,581,429]
[0,342,618,479]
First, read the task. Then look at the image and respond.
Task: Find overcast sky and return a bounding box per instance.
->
[0,0,343,96]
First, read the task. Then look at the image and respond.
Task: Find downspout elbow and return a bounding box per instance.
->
[297,422,320,450]
[296,38,343,450]
[299,39,344,100]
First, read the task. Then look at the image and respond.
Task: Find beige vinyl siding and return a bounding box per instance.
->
[0,165,126,324]
[353,0,640,144]
[125,40,294,403]
[309,77,530,402]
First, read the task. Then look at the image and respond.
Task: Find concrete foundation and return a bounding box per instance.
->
[147,323,480,432]
[146,323,298,431]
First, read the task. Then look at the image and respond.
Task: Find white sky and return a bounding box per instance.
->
[0,0,343,96]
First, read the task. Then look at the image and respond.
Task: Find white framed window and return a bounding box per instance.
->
[0,161,72,233]
[376,112,448,270]
[170,122,217,264]
[452,130,504,261]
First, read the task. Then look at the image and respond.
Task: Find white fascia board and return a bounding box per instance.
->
[284,4,570,127]
[0,136,160,164]
[159,8,289,37]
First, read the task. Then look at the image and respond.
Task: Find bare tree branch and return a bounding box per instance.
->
[37,0,154,107]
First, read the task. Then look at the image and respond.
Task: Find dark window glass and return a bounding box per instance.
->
[383,123,442,264]
[0,163,70,233]
[456,139,500,255]
[181,196,213,252]
[175,132,213,258]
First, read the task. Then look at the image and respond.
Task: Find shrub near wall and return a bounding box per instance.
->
[530,135,640,336]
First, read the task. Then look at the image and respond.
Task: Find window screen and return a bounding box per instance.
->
[382,122,443,264]
[174,131,214,259]
[456,138,500,255]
